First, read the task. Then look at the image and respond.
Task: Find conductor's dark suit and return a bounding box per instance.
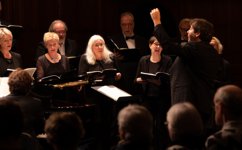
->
[153,24,221,125]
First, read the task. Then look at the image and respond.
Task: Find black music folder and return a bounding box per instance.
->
[140,71,170,80]
[67,55,80,72]
[85,68,117,85]
[38,70,81,84]
[0,24,24,39]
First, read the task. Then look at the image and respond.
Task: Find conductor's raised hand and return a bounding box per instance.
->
[150,8,161,26]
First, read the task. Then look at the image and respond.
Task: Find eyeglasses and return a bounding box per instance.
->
[153,42,161,47]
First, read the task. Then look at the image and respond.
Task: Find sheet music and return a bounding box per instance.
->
[0,77,10,97]
[91,85,131,101]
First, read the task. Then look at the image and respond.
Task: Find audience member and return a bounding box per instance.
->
[205,84,242,149]
[36,32,70,80]
[113,104,153,150]
[0,99,36,150]
[0,68,45,137]
[0,27,22,76]
[210,36,231,86]
[150,8,221,131]
[135,36,172,149]
[166,102,205,150]
[45,112,85,150]
[107,11,149,94]
[36,19,80,58]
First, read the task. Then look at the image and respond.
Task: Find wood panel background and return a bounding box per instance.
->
[1,0,242,86]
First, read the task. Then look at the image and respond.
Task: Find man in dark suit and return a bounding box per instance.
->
[150,8,221,132]
[108,12,149,94]
[206,85,242,149]
[35,20,81,71]
[0,69,44,137]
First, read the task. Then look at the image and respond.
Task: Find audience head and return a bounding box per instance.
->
[85,34,113,65]
[43,32,60,53]
[118,104,153,143]
[166,102,203,142]
[213,85,242,126]
[45,112,85,150]
[0,99,23,139]
[120,11,135,37]
[8,68,33,95]
[48,20,67,43]
[149,36,163,55]
[178,18,191,41]
[0,27,13,51]
[210,36,223,54]
[188,18,214,43]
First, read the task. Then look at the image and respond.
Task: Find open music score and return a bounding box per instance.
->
[0,77,10,97]
[91,85,131,101]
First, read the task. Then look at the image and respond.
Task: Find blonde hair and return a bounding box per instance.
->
[0,27,13,42]
[211,36,223,54]
[85,34,113,65]
[43,32,59,44]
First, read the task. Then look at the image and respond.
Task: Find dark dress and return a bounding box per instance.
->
[36,54,70,79]
[0,51,22,77]
[135,54,172,150]
[78,54,117,75]
[78,53,120,150]
[78,54,119,85]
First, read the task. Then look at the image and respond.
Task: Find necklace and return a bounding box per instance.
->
[47,53,59,63]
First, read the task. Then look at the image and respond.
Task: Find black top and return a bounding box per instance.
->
[78,54,118,75]
[36,54,70,79]
[0,51,22,77]
[136,55,172,97]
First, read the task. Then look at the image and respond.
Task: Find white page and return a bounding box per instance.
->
[0,77,10,97]
[91,85,131,101]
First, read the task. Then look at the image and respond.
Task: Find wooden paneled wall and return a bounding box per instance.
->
[1,0,242,85]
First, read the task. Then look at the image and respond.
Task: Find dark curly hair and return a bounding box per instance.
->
[8,68,33,95]
[190,18,214,43]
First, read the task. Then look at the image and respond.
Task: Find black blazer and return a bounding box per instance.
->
[153,24,221,116]
[0,51,22,77]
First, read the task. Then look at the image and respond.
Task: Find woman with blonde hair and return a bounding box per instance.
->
[0,27,22,76]
[36,32,70,79]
